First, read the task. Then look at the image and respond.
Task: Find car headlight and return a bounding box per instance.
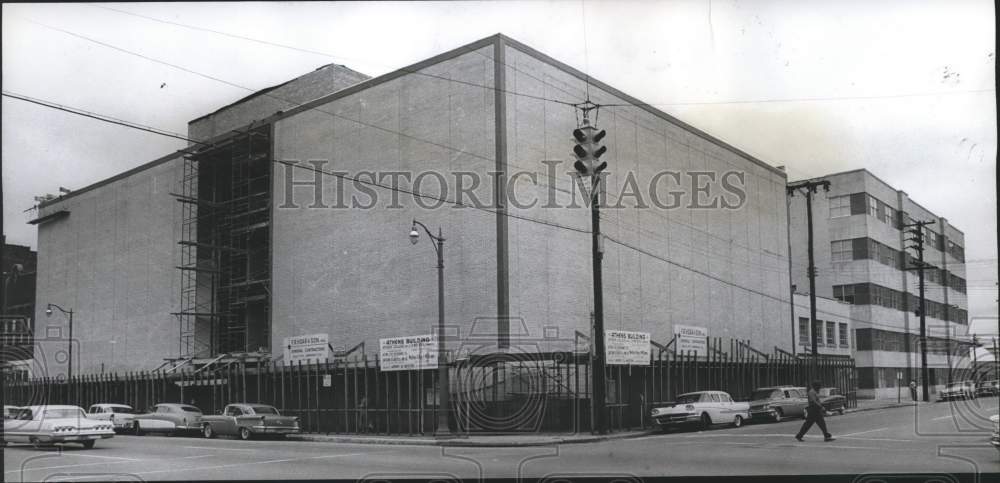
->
[685,405,695,411]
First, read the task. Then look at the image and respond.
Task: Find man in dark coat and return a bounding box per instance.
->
[796,380,835,442]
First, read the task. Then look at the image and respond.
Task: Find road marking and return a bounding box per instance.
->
[121,450,397,477]
[6,454,214,475]
[182,445,255,451]
[840,427,889,437]
[55,453,141,461]
[933,415,955,421]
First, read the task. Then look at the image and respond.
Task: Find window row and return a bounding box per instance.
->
[798,318,850,348]
[832,283,968,324]
[855,328,970,355]
[829,237,967,294]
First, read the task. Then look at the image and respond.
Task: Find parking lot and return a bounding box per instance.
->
[4,398,999,481]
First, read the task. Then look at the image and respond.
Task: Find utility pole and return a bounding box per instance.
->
[904,220,933,402]
[572,102,608,434]
[944,304,958,384]
[786,179,830,379]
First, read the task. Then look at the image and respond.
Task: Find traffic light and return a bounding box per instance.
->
[572,118,608,177]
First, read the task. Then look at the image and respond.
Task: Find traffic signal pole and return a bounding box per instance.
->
[572,105,608,434]
[786,180,830,379]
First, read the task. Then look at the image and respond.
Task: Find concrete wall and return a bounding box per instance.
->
[32,157,184,376]
[501,42,793,352]
[270,45,500,357]
[189,64,370,142]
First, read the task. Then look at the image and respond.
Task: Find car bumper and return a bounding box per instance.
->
[251,425,301,434]
[750,409,777,419]
[991,435,999,450]
[39,432,115,443]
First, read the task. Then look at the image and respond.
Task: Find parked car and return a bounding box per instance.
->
[749,386,808,422]
[991,414,999,455]
[650,391,750,430]
[976,380,999,397]
[87,403,138,433]
[2,405,114,448]
[939,381,976,401]
[816,387,847,415]
[4,405,21,420]
[200,403,301,440]
[132,403,203,435]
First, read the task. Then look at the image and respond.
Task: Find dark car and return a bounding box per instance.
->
[200,403,300,440]
[976,380,999,397]
[748,386,808,422]
[816,387,847,415]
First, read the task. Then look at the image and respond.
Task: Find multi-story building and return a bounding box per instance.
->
[28,34,794,376]
[2,240,37,375]
[791,292,853,358]
[789,169,969,399]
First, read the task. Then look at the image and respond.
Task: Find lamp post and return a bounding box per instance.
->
[409,219,450,435]
[45,303,74,381]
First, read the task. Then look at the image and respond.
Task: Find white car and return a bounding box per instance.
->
[2,405,115,449]
[940,381,976,401]
[991,414,999,455]
[650,390,750,430]
[87,403,138,432]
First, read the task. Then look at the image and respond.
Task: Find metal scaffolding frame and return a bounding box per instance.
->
[171,126,272,363]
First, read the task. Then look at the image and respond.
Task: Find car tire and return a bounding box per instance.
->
[203,424,215,439]
[732,415,744,428]
[239,427,252,441]
[837,407,845,415]
[700,413,712,430]
[81,440,95,449]
[30,437,42,448]
[772,409,783,423]
[133,422,143,436]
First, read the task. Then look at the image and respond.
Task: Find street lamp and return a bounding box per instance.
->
[45,303,74,381]
[408,219,450,436]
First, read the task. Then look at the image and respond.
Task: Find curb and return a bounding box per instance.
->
[287,430,656,447]
[843,402,920,414]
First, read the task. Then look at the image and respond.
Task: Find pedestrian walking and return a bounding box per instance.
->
[795,380,835,442]
[909,380,918,402]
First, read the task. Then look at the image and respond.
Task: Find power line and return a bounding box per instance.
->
[1,91,207,145]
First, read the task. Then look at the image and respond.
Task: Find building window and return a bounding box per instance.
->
[871,285,884,306]
[925,230,938,249]
[884,206,895,227]
[826,322,836,346]
[839,323,849,347]
[831,240,852,262]
[868,195,879,217]
[833,285,855,304]
[799,317,810,345]
[829,195,851,218]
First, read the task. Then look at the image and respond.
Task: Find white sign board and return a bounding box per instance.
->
[674,325,708,357]
[283,333,330,365]
[379,334,438,371]
[604,330,651,365]
[322,374,332,387]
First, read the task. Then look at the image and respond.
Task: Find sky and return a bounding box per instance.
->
[2,1,997,321]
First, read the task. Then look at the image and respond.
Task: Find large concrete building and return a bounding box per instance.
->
[788,169,969,399]
[29,34,794,377]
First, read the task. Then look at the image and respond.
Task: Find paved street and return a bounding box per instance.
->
[5,398,999,481]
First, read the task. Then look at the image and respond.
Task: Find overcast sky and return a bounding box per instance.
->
[3,1,996,320]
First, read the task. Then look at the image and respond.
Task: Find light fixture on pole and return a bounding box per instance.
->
[409,219,450,436]
[45,303,74,381]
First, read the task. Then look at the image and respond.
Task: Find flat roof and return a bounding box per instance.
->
[37,33,786,210]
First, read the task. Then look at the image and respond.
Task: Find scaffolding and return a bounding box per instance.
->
[172,126,272,362]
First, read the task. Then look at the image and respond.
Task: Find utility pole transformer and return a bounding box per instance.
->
[786,179,830,378]
[572,103,608,434]
[904,220,934,403]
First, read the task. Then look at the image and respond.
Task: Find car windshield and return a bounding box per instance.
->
[752,389,780,400]
[43,408,86,419]
[251,406,278,415]
[826,388,840,396]
[675,394,702,404]
[179,406,202,413]
[110,407,135,414]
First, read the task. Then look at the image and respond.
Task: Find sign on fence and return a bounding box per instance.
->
[674,325,708,356]
[379,334,438,371]
[604,330,650,365]
[283,333,330,365]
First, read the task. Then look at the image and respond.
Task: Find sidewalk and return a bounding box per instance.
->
[287,429,655,447]
[286,401,923,447]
